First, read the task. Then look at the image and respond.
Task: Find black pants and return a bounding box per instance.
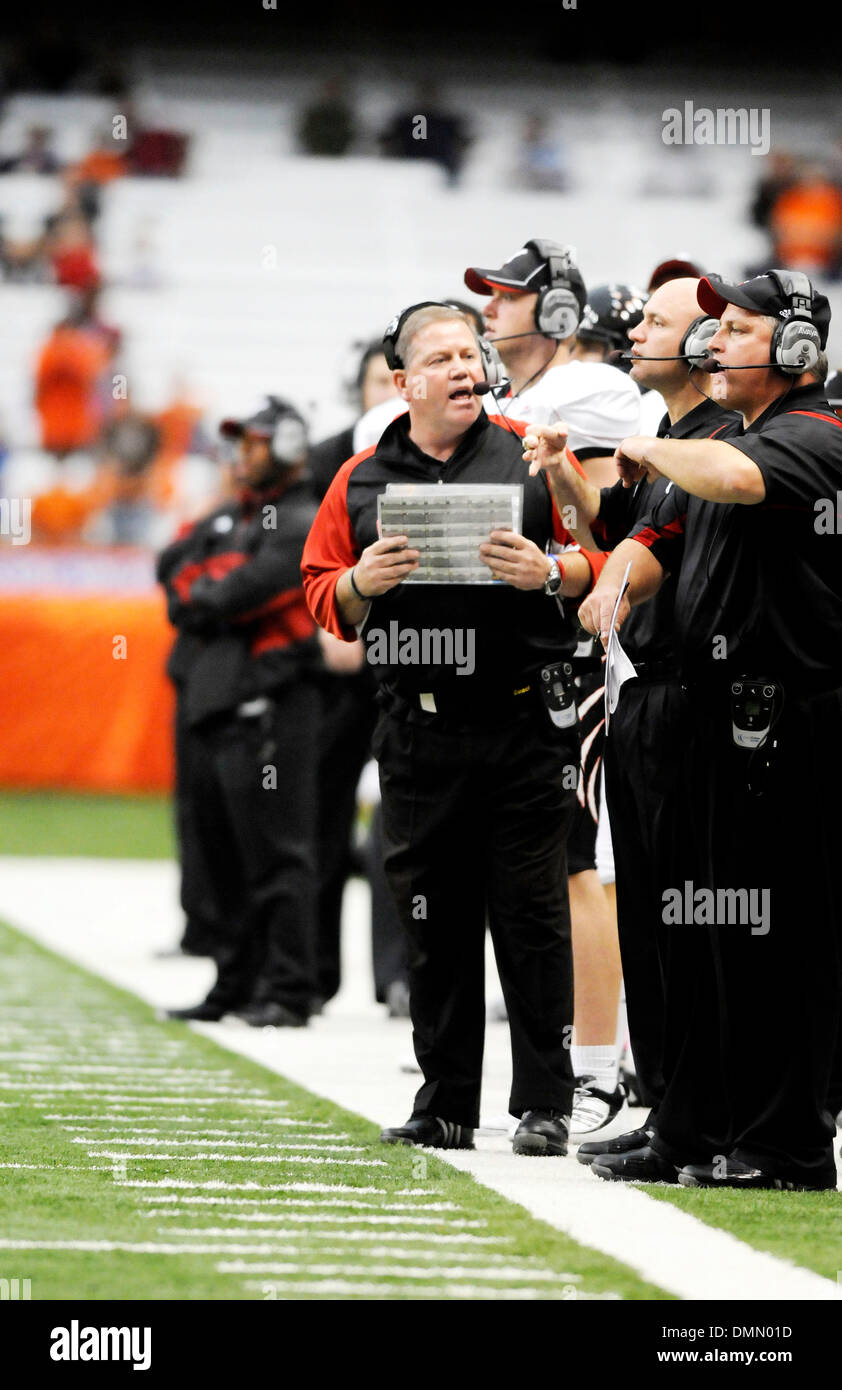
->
[366,800,408,1001]
[187,683,319,1015]
[314,671,377,1001]
[173,696,227,957]
[374,700,579,1127]
[651,682,842,1183]
[603,678,689,1117]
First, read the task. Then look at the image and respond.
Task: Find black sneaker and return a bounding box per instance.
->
[576,1125,655,1165]
[591,1144,679,1183]
[678,1155,838,1191]
[235,1001,308,1028]
[512,1110,569,1157]
[380,1115,475,1149]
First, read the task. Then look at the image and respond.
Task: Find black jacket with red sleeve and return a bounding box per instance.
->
[301,410,605,707]
[157,477,321,727]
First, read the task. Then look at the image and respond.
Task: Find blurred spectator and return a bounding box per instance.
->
[73,128,127,186]
[46,210,100,290]
[34,313,111,457]
[749,149,798,233]
[648,254,705,292]
[378,83,471,185]
[0,126,62,175]
[515,115,569,192]
[768,162,842,278]
[297,77,357,157]
[96,398,163,545]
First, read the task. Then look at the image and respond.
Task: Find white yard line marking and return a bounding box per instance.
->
[140,1197,457,1211]
[89,1151,386,1165]
[239,1277,578,1299]
[118,1180,397,1194]
[75,1137,362,1151]
[157,1214,487,1230]
[214,1260,574,1282]
[47,1116,327,1127]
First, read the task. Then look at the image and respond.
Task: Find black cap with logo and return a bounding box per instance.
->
[697,272,831,348]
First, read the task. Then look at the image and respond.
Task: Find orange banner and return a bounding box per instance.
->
[0,594,175,793]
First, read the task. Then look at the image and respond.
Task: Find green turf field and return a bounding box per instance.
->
[0,791,174,860]
[0,918,669,1301]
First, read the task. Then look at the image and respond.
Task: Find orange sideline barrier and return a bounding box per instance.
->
[0,593,175,793]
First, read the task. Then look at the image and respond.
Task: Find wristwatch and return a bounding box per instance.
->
[543,555,563,596]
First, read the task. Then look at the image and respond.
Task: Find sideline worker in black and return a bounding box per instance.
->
[523,276,737,1158]
[159,397,321,1029]
[303,302,605,1155]
[579,271,842,1190]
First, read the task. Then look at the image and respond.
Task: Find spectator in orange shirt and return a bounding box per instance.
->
[34,314,111,457]
[770,163,842,278]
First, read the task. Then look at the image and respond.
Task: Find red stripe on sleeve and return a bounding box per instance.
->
[301,448,375,641]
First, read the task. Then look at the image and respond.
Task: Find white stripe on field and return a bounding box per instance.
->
[239,1277,567,1300]
[141,1197,457,1211]
[215,1259,575,1283]
[89,1151,385,1165]
[157,1215,487,1232]
[49,1117,327,1128]
[117,1180,396,1193]
[75,1137,361,1151]
[149,1228,498,1243]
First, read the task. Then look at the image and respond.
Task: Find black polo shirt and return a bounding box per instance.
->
[632,384,842,689]
[596,398,735,665]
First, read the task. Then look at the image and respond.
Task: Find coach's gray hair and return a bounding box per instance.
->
[395,305,475,370]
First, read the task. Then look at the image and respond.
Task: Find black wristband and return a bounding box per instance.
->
[350,567,371,602]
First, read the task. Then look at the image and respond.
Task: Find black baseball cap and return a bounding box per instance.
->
[465,242,557,296]
[697,272,831,347]
[219,396,303,439]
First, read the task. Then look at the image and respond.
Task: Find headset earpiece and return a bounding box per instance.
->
[767,269,821,376]
[271,411,307,466]
[478,336,505,388]
[524,239,586,340]
[680,315,720,367]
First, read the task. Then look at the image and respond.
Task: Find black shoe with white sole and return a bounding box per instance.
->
[380,1115,475,1149]
[576,1125,655,1165]
[512,1110,569,1156]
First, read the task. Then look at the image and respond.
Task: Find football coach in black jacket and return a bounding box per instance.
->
[159,397,321,1028]
[302,302,605,1155]
[579,271,842,1190]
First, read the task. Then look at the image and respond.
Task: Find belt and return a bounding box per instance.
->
[632,658,680,684]
[382,681,537,730]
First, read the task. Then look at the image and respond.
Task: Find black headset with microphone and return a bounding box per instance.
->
[524,239,587,340]
[767,269,821,375]
[382,300,507,389]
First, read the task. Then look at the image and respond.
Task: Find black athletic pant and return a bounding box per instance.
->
[187,683,319,1016]
[314,671,377,1001]
[366,800,408,1002]
[374,700,579,1127]
[651,682,842,1183]
[603,678,689,1118]
[173,696,227,957]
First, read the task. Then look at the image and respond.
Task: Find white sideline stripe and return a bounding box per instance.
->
[0,1163,93,1170]
[76,1138,362,1151]
[140,1197,457,1211]
[0,1064,234,1076]
[90,1151,385,1165]
[118,1180,397,1194]
[240,1277,567,1300]
[226,1246,570,1267]
[0,1082,258,1096]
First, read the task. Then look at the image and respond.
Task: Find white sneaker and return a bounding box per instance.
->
[569,1075,628,1140]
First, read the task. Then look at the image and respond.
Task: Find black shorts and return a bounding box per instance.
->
[567,668,605,876]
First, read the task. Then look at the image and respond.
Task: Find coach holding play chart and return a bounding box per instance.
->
[302,301,605,1156]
